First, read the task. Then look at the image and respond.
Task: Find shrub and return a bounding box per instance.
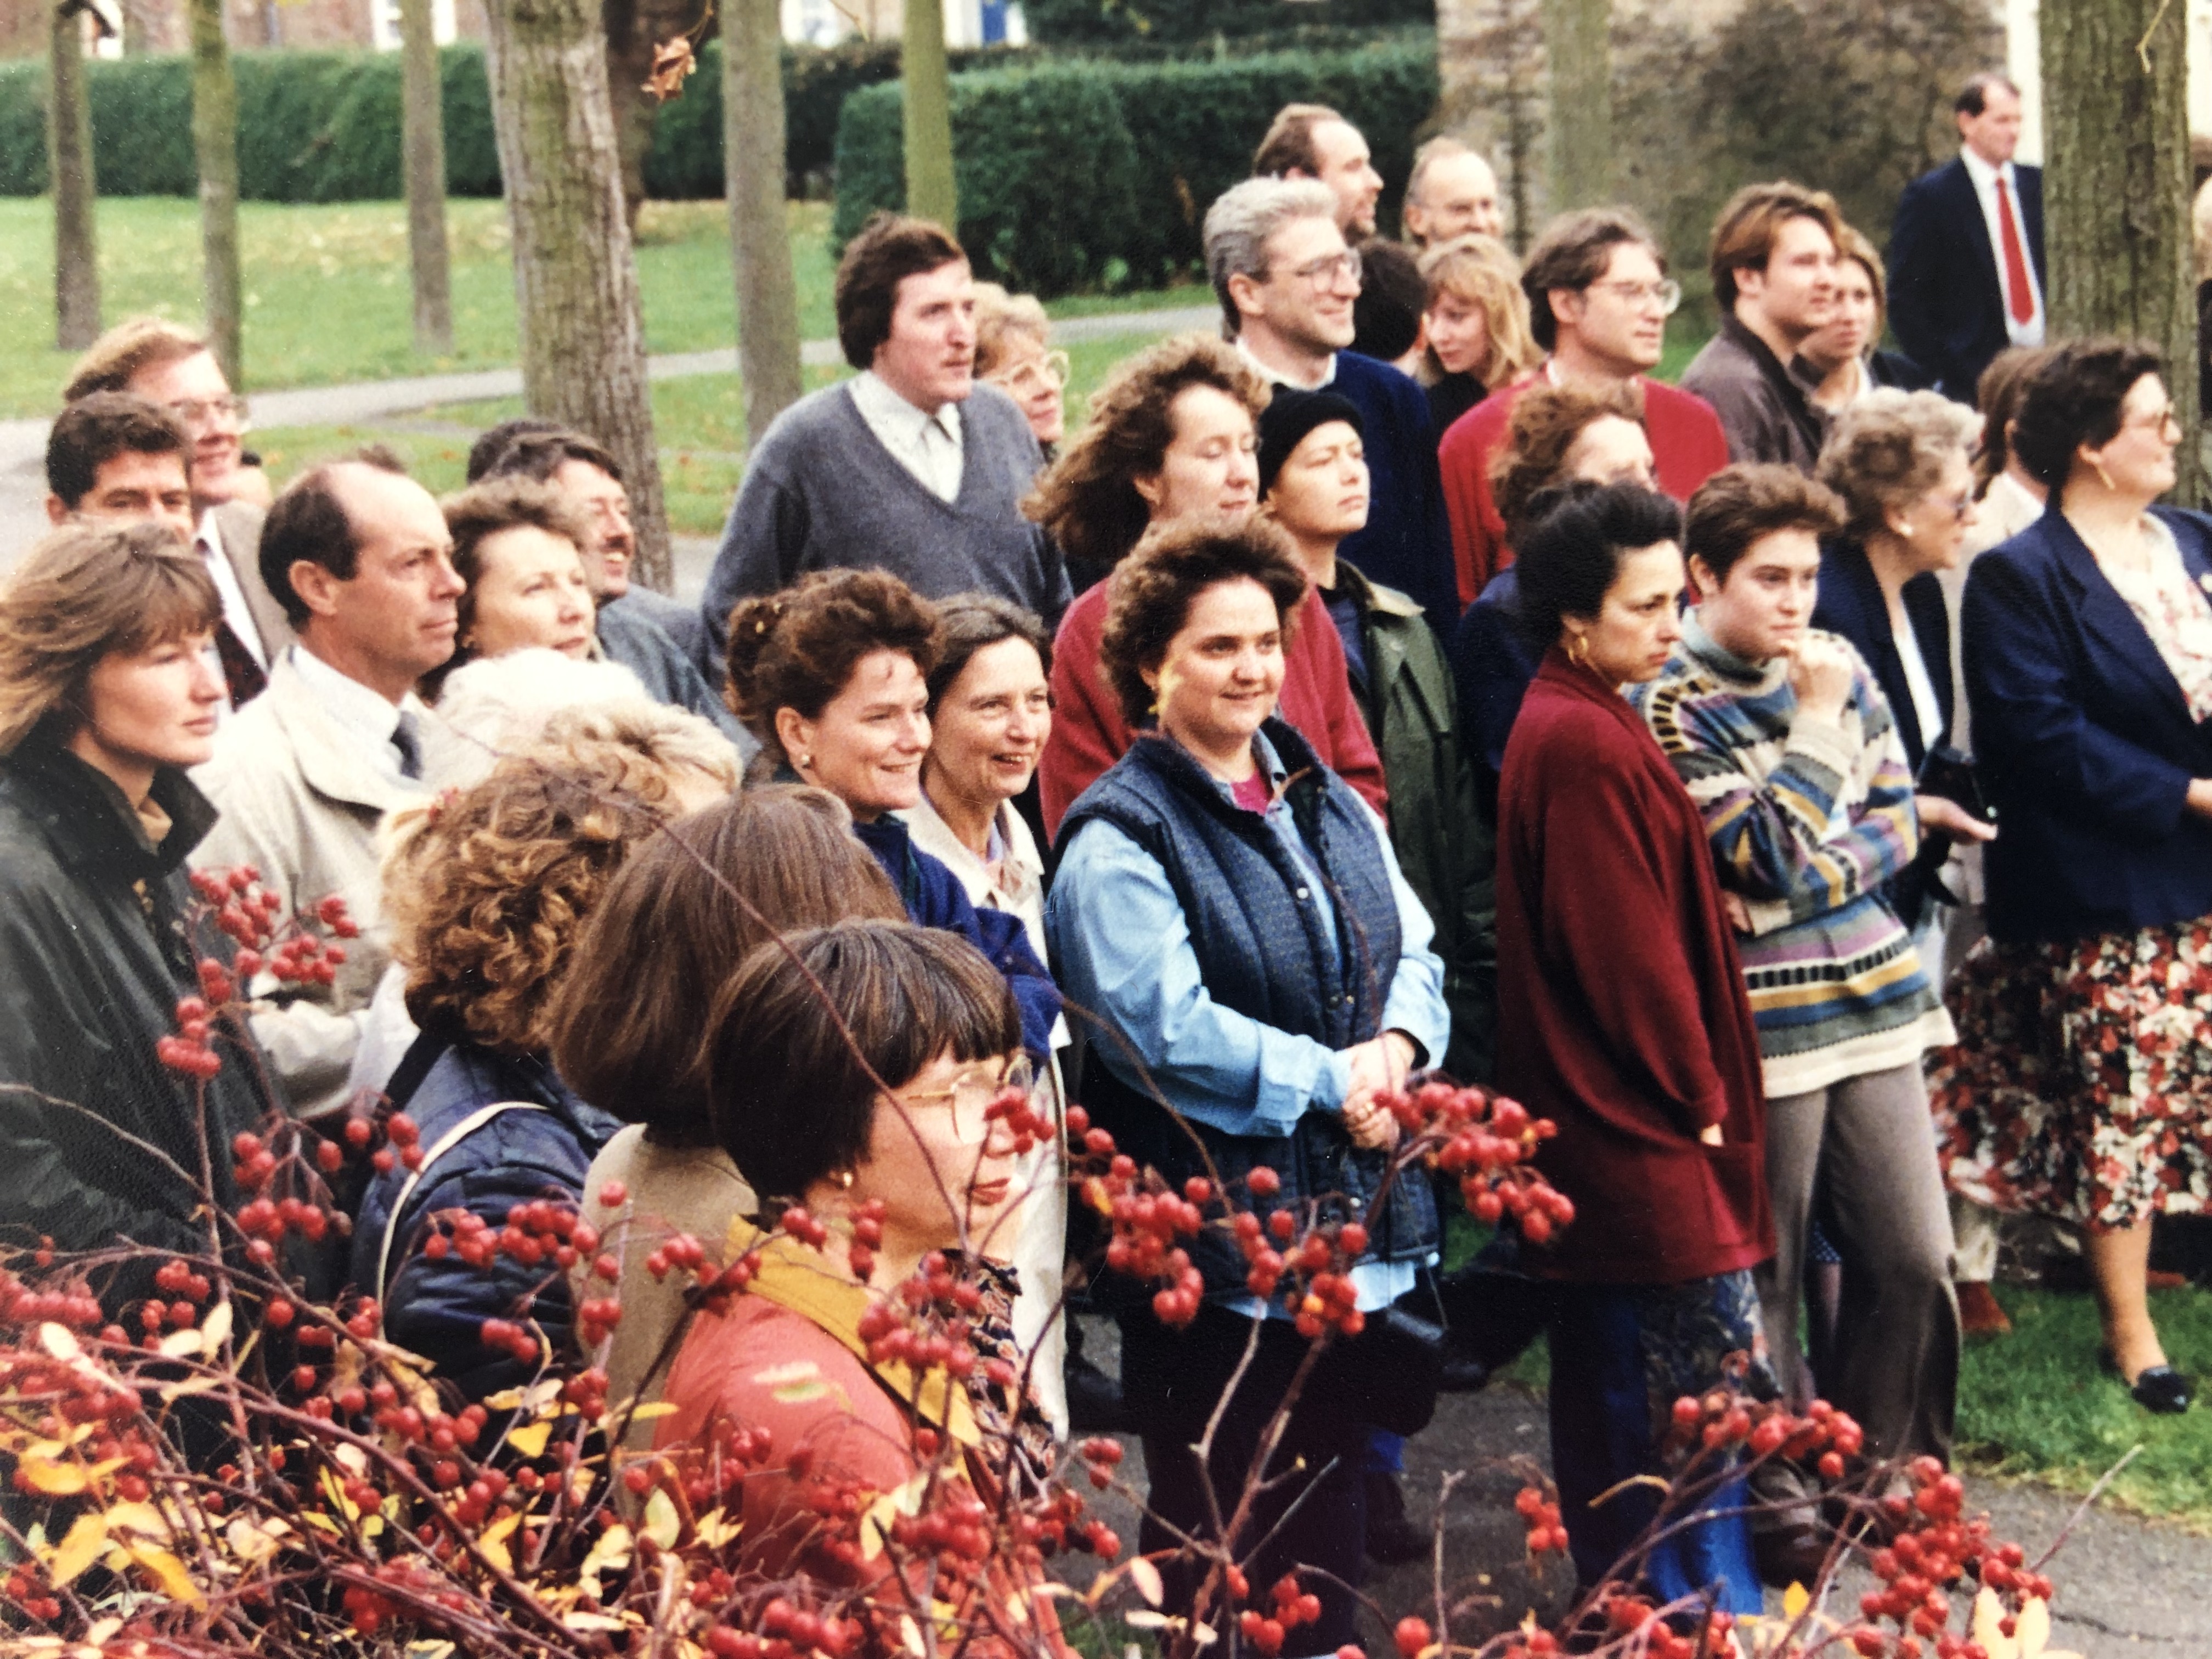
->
[830,38,1438,296]
[1025,0,1432,45]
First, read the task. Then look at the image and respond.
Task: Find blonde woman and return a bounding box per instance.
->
[1418,234,1542,441]
[974,282,1066,453]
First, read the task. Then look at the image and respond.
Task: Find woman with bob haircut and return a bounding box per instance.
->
[1417,233,1542,440]
[724,568,1062,1067]
[1025,331,1385,836]
[973,283,1066,454]
[1934,338,2212,1414]
[1046,516,1448,1651]
[0,523,280,1291]
[1799,224,1934,413]
[1496,482,1772,1612]
[351,706,736,1400]
[651,919,1061,1632]
[552,784,906,1441]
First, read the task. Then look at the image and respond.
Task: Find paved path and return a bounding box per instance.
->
[0,303,1217,571]
[1066,1317,2212,1658]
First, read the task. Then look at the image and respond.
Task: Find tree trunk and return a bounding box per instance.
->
[902,0,957,229]
[48,1,100,352]
[2041,0,2200,502]
[1434,0,1543,250]
[483,0,672,590]
[187,0,241,386]
[603,0,695,233]
[723,0,804,443]
[399,0,454,355]
[1541,0,1610,212]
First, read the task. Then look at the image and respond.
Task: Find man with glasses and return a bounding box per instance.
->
[1680,183,1845,472]
[63,319,286,707]
[1205,177,1458,631]
[1437,208,1730,604]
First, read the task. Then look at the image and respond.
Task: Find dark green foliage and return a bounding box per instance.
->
[1024,0,1433,46]
[831,38,1438,296]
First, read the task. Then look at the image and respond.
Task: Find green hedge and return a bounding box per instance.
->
[831,38,1439,296]
[1023,0,1431,46]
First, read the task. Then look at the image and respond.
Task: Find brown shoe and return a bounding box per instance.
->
[2147,1269,2188,1291]
[1957,1281,2011,1338]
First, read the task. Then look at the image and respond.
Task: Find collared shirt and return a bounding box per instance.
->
[1237,337,1338,391]
[1960,147,2045,347]
[287,644,427,791]
[848,369,966,503]
[1048,731,1447,1313]
[195,508,270,669]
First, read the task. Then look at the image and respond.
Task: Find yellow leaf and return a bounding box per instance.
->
[84,1617,122,1646]
[478,1509,523,1573]
[578,1522,633,1597]
[199,1299,234,1355]
[157,1327,204,1359]
[16,1451,121,1495]
[123,1543,202,1604]
[1128,1556,1164,1607]
[507,1419,552,1459]
[627,1401,680,1421]
[227,1515,291,1564]
[1782,1580,1810,1621]
[642,1486,681,1549]
[37,1323,82,1362]
[566,1611,630,1632]
[695,1506,742,1549]
[44,1513,106,1586]
[158,1376,219,1402]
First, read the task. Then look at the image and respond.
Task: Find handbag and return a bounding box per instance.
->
[1308,1278,1446,1438]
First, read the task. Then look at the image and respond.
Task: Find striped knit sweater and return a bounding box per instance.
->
[1629,613,1952,1098]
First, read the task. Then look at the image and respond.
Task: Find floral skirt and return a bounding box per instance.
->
[1927,919,2212,1231]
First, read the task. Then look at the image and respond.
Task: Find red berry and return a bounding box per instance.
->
[1393,1618,1431,1659]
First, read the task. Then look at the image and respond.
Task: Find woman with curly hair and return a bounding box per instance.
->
[1447,381,1655,803]
[724,567,1062,1065]
[1025,332,1385,834]
[349,703,737,1400]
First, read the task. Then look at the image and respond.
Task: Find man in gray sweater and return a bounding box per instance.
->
[701,214,1070,657]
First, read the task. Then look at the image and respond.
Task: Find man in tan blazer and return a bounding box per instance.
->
[193,455,464,1117]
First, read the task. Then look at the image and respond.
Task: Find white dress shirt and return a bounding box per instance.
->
[848,369,966,503]
[287,643,428,790]
[195,507,272,668]
[1960,148,2045,347]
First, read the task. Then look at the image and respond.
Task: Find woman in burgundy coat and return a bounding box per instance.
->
[1493,482,1774,1611]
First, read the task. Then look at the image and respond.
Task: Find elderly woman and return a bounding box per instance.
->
[1935,338,2212,1414]
[1025,332,1385,834]
[724,568,1061,1065]
[425,477,597,696]
[1497,483,1771,1611]
[1799,224,1934,411]
[974,283,1066,454]
[1448,382,1657,802]
[651,920,1062,1646]
[553,785,906,1442]
[351,704,737,1399]
[1047,518,1448,1650]
[0,523,280,1296]
[1417,233,1542,441]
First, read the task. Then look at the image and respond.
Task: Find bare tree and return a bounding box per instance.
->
[723,0,804,442]
[2041,0,2200,501]
[605,0,699,230]
[399,0,454,355]
[903,0,957,229]
[187,0,241,385]
[1541,0,1610,211]
[482,0,673,589]
[1436,0,1544,250]
[48,0,101,351]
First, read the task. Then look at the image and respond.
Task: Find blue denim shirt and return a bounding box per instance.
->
[1048,733,1448,1311]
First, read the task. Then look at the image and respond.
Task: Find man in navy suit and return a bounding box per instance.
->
[1887,74,2046,405]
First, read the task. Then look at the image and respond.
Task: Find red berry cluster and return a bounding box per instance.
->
[3,1564,61,1624]
[1076,1434,1124,1489]
[186,866,356,987]
[157,994,224,1079]
[703,1596,864,1659]
[424,1195,600,1286]
[1841,1456,2049,1658]
[1576,1596,1736,1659]
[982,1080,1054,1155]
[340,1560,469,1637]
[0,1265,103,1331]
[1235,1572,1324,1656]
[1071,1104,1207,1329]
[1666,1390,1865,1482]
[1392,1084,1576,1242]
[1514,1483,1568,1555]
[855,1250,996,1385]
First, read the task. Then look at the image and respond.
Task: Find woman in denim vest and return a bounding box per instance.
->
[1047,517,1448,1651]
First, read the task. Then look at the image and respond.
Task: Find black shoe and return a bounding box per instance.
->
[1363,1470,1428,1566]
[2097,1347,2193,1414]
[1437,1348,1492,1393]
[1752,1522,1832,1591]
[1065,1351,1133,1433]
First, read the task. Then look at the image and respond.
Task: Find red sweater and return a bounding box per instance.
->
[1437,370,1731,606]
[1039,580,1387,839]
[1493,651,1770,1284]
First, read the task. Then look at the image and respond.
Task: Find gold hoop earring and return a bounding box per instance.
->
[1566,631,1593,670]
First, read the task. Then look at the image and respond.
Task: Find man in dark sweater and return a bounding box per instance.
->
[1205,176,1457,633]
[1679,182,1842,473]
[702,215,1070,656]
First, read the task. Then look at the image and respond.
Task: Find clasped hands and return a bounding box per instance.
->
[1339,1030,1417,1150]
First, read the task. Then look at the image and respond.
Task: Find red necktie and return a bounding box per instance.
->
[1995,175,2035,326]
[213,618,268,708]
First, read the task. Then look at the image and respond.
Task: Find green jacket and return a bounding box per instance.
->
[1336,565,1497,1082]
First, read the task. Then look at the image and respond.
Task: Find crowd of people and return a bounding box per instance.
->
[5,60,2211,1627]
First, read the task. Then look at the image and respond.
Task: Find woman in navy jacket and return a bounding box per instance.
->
[1936,339,2212,1414]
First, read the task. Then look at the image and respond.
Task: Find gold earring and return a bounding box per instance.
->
[1566,631,1593,670]
[798,753,814,770]
[2092,459,2117,492]
[834,1168,855,1190]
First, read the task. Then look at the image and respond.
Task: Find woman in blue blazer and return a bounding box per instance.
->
[1937,339,2212,1414]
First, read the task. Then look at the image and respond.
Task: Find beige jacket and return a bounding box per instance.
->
[191,650,429,1116]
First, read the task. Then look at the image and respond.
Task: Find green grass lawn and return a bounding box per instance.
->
[0,195,1211,419]
[252,328,1182,537]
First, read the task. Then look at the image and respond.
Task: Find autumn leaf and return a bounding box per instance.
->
[478,1509,523,1573]
[44,1513,106,1585]
[642,1486,681,1549]
[1128,1555,1164,1606]
[122,1543,202,1604]
[507,1418,552,1459]
[643,36,698,103]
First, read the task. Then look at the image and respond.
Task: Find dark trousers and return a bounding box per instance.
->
[1119,1303,1368,1655]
